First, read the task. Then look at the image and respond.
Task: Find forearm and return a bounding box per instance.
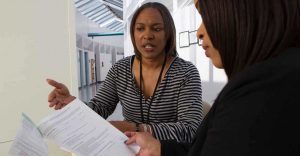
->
[150,121,199,142]
[148,97,202,142]
[110,121,135,132]
[88,81,119,118]
[111,121,154,134]
[88,97,117,118]
[87,66,120,118]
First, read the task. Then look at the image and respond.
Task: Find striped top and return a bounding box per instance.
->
[88,56,203,143]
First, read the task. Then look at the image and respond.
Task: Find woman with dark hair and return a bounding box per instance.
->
[130,2,177,60]
[125,0,300,155]
[46,2,203,143]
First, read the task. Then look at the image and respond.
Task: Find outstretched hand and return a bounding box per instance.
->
[46,79,75,110]
[125,132,161,156]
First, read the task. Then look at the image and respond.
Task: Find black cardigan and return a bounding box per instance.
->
[161,47,300,156]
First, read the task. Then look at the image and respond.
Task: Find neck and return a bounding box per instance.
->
[140,55,167,70]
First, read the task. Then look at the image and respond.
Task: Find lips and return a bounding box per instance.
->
[142,43,155,52]
[143,43,155,47]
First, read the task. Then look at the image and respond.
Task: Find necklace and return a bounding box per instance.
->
[139,56,167,123]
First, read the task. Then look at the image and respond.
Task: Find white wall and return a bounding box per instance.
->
[0,0,77,155]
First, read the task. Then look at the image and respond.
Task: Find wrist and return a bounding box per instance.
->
[141,124,153,135]
[142,124,148,133]
[135,123,140,132]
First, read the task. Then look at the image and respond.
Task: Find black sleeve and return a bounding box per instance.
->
[161,140,191,156]
[199,70,300,156]
[199,87,265,156]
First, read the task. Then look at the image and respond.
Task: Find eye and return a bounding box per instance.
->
[136,27,144,31]
[154,27,164,32]
[154,28,161,31]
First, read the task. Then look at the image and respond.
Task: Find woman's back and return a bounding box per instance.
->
[192,47,300,156]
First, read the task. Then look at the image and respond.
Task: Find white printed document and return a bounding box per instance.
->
[9,99,139,156]
[9,113,48,156]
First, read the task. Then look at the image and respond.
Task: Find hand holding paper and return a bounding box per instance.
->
[9,99,139,156]
[9,113,48,156]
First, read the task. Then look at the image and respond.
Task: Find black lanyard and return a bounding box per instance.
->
[139,56,167,123]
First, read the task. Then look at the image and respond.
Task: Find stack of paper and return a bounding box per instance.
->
[9,99,139,156]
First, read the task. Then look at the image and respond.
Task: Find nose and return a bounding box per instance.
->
[143,29,154,40]
[196,23,204,46]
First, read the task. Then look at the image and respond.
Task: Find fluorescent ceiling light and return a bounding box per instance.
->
[99,18,116,27]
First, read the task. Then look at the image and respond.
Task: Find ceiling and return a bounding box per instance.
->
[74,0,124,32]
[73,0,193,33]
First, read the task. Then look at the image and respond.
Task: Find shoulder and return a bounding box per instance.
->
[219,48,300,105]
[113,55,132,68]
[231,47,299,84]
[211,49,300,142]
[171,57,199,74]
[172,57,197,70]
[173,57,196,68]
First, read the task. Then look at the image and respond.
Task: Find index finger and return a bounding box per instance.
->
[46,79,63,89]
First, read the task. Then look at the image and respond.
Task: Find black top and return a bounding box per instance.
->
[161,47,300,156]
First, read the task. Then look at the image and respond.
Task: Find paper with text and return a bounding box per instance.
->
[38,99,139,156]
[9,113,48,156]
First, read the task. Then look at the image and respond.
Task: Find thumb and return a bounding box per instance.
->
[125,132,137,145]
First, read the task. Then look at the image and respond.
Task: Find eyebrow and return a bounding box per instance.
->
[135,23,163,26]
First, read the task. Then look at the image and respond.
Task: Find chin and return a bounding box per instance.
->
[214,65,224,69]
[212,62,224,69]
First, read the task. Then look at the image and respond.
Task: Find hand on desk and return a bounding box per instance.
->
[46,79,76,110]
